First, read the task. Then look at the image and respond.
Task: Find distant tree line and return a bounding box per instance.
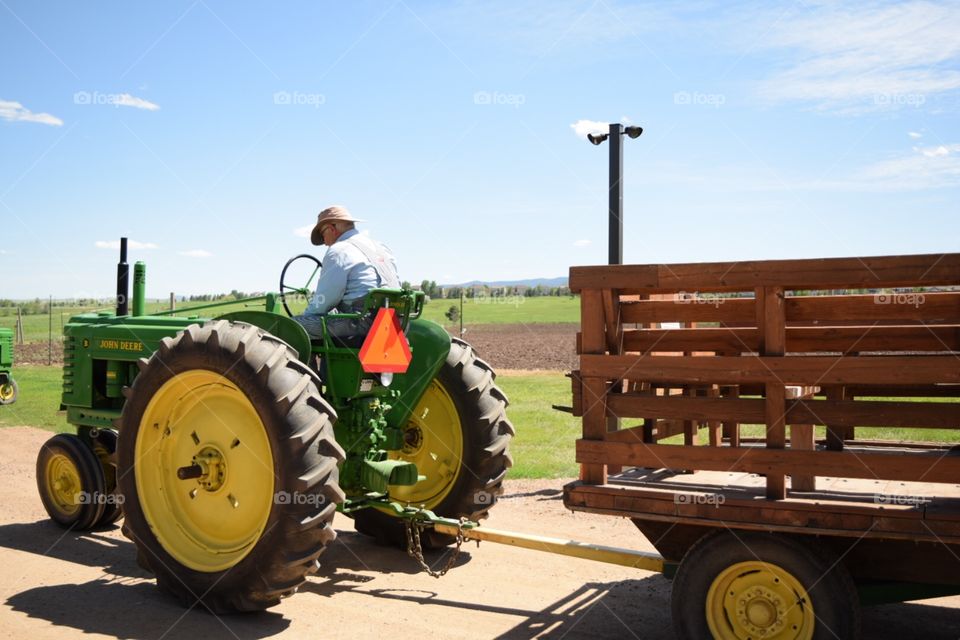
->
[409,280,573,302]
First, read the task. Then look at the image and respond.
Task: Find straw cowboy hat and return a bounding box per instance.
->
[310,205,365,245]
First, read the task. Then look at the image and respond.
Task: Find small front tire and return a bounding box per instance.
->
[0,377,18,405]
[36,433,106,530]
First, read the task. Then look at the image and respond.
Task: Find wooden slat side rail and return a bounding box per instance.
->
[572,253,959,504]
[845,385,960,398]
[620,292,960,326]
[580,354,960,386]
[604,394,960,429]
[787,292,960,324]
[569,253,960,293]
[575,440,960,484]
[602,289,624,474]
[601,289,622,354]
[761,286,787,499]
[618,325,960,354]
[579,289,607,485]
[621,298,755,325]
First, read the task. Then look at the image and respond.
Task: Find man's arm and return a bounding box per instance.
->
[304,250,348,315]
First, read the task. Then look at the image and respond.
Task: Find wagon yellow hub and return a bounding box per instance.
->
[135,370,274,573]
[707,561,814,640]
[389,379,462,506]
[44,453,82,516]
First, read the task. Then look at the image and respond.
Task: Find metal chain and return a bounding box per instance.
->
[405,515,466,579]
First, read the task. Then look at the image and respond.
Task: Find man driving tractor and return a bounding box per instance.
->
[294,205,400,345]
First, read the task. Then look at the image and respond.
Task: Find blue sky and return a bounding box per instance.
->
[2,0,958,300]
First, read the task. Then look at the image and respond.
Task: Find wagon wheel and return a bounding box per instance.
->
[672,531,860,640]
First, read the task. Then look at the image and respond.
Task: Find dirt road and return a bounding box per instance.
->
[2,426,959,639]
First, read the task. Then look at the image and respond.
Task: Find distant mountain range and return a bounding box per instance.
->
[444,277,568,288]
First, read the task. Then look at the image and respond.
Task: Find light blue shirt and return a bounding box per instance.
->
[304,229,398,315]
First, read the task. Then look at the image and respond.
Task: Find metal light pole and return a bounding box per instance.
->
[587,124,643,266]
[608,123,624,265]
[586,123,643,444]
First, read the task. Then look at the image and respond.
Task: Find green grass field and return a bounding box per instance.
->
[0,295,580,344]
[0,366,583,477]
[417,295,579,325]
[5,365,954,479]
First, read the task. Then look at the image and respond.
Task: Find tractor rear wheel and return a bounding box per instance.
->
[36,433,106,529]
[117,320,345,613]
[352,338,514,549]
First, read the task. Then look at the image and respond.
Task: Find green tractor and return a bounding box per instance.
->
[35,239,514,612]
[0,326,17,405]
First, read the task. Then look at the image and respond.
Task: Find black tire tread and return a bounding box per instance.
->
[353,338,514,548]
[118,321,344,613]
[671,530,861,640]
[36,433,106,530]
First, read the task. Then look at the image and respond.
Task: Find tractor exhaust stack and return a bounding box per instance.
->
[116,237,129,317]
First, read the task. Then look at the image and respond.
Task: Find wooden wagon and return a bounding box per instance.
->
[563,252,960,639]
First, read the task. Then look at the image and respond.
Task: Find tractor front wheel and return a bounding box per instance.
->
[352,338,514,549]
[0,376,18,405]
[36,433,106,529]
[117,320,345,613]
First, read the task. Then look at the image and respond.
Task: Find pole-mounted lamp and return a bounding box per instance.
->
[586,124,643,265]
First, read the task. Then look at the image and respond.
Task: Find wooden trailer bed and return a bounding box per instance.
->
[563,252,960,593]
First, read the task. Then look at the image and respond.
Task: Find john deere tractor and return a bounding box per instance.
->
[35,239,514,612]
[0,327,17,405]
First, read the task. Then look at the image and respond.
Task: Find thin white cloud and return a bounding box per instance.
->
[573,239,592,247]
[115,93,160,111]
[570,117,637,140]
[909,131,923,139]
[849,143,960,189]
[179,249,212,258]
[920,145,951,158]
[570,119,609,140]
[430,1,676,52]
[95,240,159,250]
[294,224,313,239]
[0,99,63,126]
[756,1,960,112]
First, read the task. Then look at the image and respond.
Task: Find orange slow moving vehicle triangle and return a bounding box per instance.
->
[358,307,412,373]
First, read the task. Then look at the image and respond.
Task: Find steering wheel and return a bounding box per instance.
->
[279,253,322,317]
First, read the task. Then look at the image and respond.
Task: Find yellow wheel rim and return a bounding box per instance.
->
[389,379,463,507]
[707,561,815,640]
[44,452,82,517]
[0,383,14,402]
[135,370,274,572]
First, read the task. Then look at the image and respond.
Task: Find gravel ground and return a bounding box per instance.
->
[1,426,959,639]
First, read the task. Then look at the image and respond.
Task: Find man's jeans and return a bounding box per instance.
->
[294,299,371,348]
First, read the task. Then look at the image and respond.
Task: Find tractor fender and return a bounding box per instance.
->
[386,318,451,428]
[214,311,313,365]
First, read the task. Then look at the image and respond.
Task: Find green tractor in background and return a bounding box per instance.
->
[35,239,514,612]
[0,327,18,405]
